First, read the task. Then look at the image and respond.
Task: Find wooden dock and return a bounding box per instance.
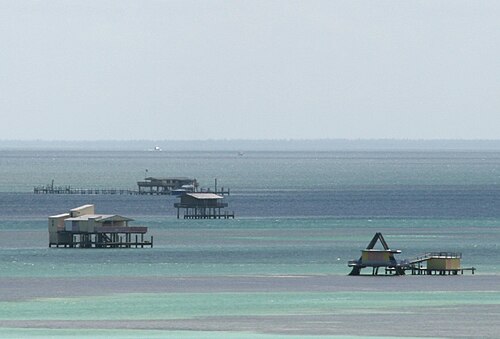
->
[407,267,476,275]
[35,185,139,195]
[34,186,232,196]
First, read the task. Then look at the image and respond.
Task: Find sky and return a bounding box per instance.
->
[1,1,499,141]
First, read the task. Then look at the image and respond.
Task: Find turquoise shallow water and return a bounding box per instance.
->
[1,217,497,277]
[0,329,435,339]
[3,291,499,320]
[1,216,498,337]
[1,150,500,337]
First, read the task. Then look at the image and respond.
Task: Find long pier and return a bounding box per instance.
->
[34,185,230,196]
[34,186,140,195]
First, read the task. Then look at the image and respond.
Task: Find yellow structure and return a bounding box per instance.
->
[348,233,405,275]
[361,250,392,266]
[348,234,475,276]
[426,253,462,270]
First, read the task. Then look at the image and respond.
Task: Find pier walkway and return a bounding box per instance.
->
[35,186,139,195]
[401,252,475,275]
[34,185,230,196]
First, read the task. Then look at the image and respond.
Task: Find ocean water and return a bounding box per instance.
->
[0,149,499,338]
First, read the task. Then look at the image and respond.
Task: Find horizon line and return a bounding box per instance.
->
[3,138,500,142]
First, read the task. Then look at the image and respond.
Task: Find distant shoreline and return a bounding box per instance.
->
[3,139,500,151]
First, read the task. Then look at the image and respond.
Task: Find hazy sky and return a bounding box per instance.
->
[1,1,499,140]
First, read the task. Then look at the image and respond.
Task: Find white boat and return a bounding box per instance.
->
[171,184,195,196]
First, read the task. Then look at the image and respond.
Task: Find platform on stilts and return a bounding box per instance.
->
[347,233,475,276]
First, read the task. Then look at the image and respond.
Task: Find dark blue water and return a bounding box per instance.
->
[2,184,500,219]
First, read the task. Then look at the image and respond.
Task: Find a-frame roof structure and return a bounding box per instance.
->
[365,232,390,250]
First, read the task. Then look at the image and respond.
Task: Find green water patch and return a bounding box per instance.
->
[0,261,346,278]
[0,328,429,339]
[1,291,499,321]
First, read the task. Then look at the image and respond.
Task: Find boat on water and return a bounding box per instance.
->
[171,184,196,196]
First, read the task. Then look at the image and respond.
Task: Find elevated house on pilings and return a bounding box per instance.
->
[48,204,152,248]
[404,252,475,275]
[348,233,476,276]
[137,177,197,195]
[348,232,405,276]
[174,193,234,219]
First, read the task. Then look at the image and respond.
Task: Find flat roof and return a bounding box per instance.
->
[49,213,71,218]
[362,249,401,253]
[145,177,194,181]
[187,193,223,200]
[65,214,133,222]
[70,204,94,211]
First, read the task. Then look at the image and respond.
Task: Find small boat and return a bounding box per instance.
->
[171,189,186,196]
[171,184,195,196]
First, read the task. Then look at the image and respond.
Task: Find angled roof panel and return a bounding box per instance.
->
[65,214,133,222]
[186,193,223,200]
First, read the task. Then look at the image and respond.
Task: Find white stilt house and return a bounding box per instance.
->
[48,204,152,248]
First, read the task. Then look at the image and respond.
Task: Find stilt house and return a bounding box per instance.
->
[137,177,197,195]
[348,232,405,275]
[48,204,152,248]
[174,193,234,219]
